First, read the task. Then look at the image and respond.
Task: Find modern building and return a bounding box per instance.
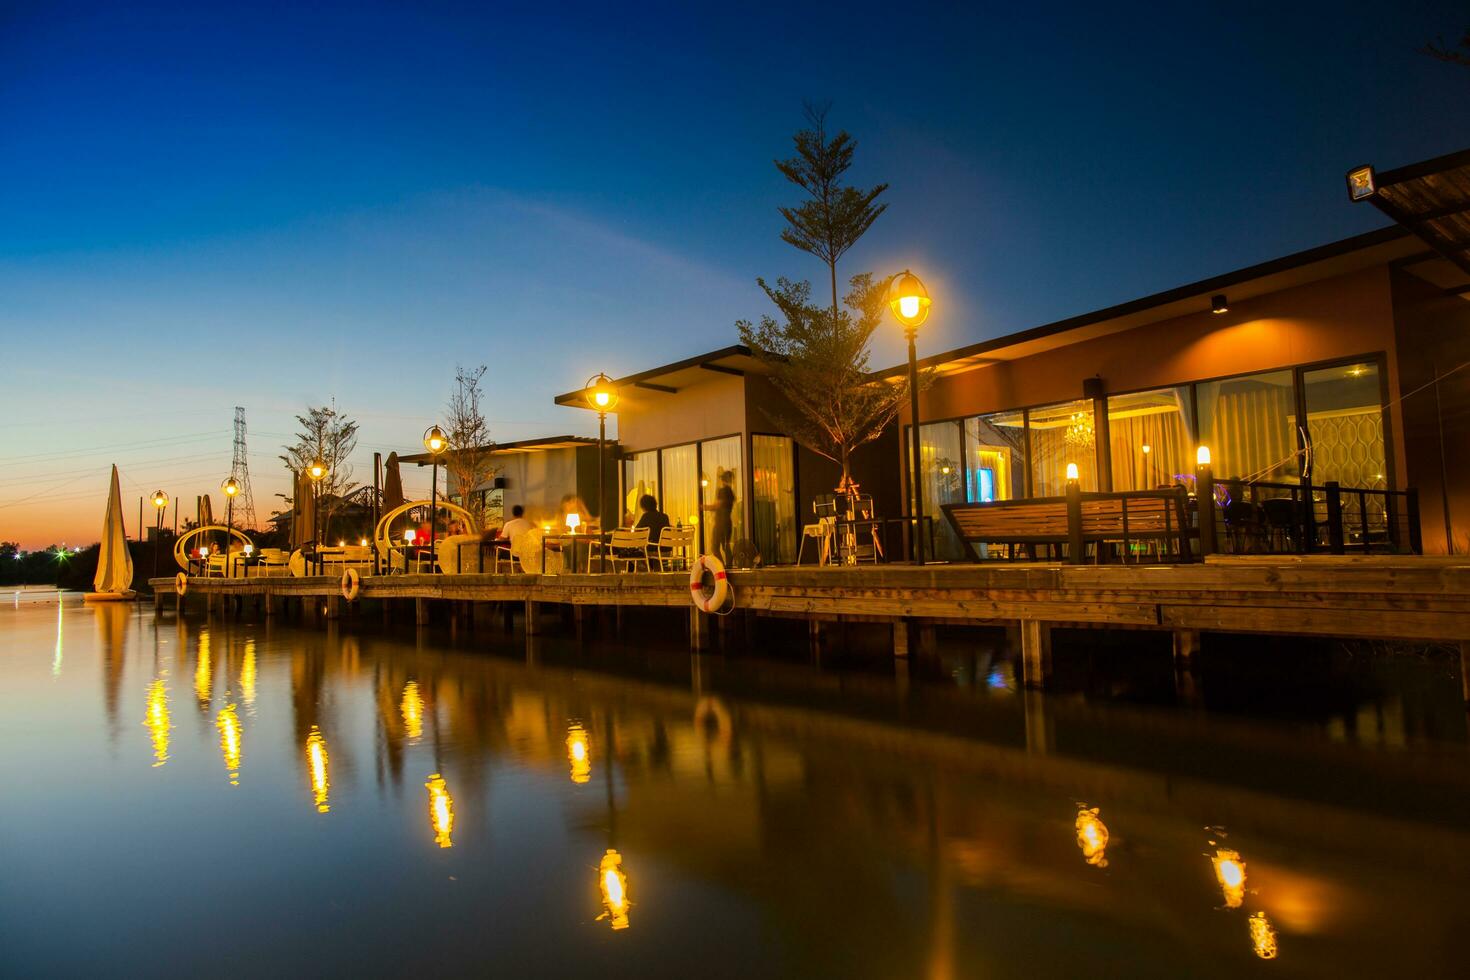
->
[555,348,901,565]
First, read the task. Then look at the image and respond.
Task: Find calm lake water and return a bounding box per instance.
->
[3,601,1470,978]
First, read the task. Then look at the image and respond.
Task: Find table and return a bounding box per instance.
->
[541,533,596,574]
[472,538,512,573]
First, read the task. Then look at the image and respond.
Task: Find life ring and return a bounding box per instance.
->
[689,554,728,613]
[174,572,188,596]
[341,567,360,602]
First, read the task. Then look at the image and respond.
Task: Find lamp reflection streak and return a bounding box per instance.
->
[599,849,630,930]
[1249,911,1278,959]
[1074,806,1109,867]
[144,676,171,766]
[1212,848,1246,908]
[241,639,257,709]
[426,773,454,848]
[216,703,242,785]
[566,723,591,784]
[401,681,424,742]
[195,631,212,706]
[307,726,330,812]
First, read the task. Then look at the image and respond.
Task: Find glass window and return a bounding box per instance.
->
[1303,361,1386,490]
[699,436,743,565]
[965,411,1026,502]
[1028,399,1097,495]
[621,451,658,528]
[1196,370,1298,483]
[751,435,796,565]
[660,443,699,537]
[1107,387,1195,491]
[918,420,966,559]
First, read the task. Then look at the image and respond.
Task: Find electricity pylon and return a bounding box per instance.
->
[230,406,259,531]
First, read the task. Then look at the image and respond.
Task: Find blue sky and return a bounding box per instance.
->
[2,0,1467,547]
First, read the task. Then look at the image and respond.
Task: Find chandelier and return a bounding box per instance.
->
[1064,410,1094,452]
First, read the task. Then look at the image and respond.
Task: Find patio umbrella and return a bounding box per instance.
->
[383,452,404,512]
[90,464,134,596]
[295,469,315,547]
[200,493,214,526]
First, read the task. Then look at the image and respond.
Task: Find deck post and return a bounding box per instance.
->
[525,598,540,635]
[153,588,164,613]
[1197,462,1217,556]
[264,591,276,618]
[894,619,911,657]
[415,598,430,627]
[1173,629,1203,705]
[324,595,340,620]
[1065,481,1084,564]
[1325,482,1345,554]
[1020,619,1052,689]
[1024,690,1052,755]
[690,607,709,650]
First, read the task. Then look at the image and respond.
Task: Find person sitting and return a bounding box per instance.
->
[631,494,670,557]
[499,505,532,543]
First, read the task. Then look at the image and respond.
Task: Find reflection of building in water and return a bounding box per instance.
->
[307,726,330,813]
[216,703,242,786]
[1250,911,1278,959]
[400,682,424,742]
[426,773,454,848]
[566,723,591,784]
[145,676,171,767]
[599,849,630,930]
[1213,848,1246,909]
[1075,806,1109,868]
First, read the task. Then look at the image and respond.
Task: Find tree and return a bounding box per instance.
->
[740,105,914,499]
[1424,28,1470,66]
[280,402,360,541]
[739,275,910,494]
[444,363,496,530]
[775,102,888,319]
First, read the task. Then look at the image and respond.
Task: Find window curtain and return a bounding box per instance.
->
[1109,410,1192,490]
[918,420,966,559]
[1210,388,1297,482]
[751,436,796,564]
[660,444,699,533]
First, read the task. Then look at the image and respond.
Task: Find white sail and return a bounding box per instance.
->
[93,464,134,594]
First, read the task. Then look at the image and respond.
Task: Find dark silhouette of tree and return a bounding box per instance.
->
[1424,28,1470,66]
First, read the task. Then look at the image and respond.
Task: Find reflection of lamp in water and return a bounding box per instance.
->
[216,703,242,785]
[1075,806,1109,867]
[566,723,592,784]
[145,677,171,767]
[599,849,631,930]
[1212,848,1246,908]
[195,631,212,705]
[241,639,257,709]
[306,726,330,813]
[426,773,454,848]
[401,681,424,742]
[1249,911,1278,959]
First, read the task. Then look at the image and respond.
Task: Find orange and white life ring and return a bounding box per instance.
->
[174,572,188,596]
[689,554,728,613]
[341,567,361,602]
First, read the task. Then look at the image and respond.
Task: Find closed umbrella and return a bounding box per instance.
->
[88,464,134,598]
[383,452,404,512]
[295,470,315,548]
[200,493,214,526]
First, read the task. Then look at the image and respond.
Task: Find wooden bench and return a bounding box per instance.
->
[942,488,1194,564]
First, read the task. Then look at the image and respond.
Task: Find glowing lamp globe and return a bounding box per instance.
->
[222,476,240,498]
[151,490,169,510]
[887,271,931,329]
[1197,445,1212,467]
[1065,462,1080,482]
[404,528,416,543]
[584,374,619,413]
[308,460,328,482]
[423,425,448,455]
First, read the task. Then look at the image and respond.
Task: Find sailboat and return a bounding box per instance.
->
[85,464,135,602]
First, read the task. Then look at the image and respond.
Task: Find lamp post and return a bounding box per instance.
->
[150,490,168,578]
[307,459,328,557]
[888,271,932,564]
[221,477,240,578]
[1196,445,1216,556]
[423,425,448,573]
[585,374,620,569]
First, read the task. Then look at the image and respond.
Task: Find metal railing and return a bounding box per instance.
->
[1212,480,1421,556]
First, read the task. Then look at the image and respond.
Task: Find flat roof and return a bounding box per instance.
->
[875,226,1423,379]
[553,345,764,408]
[400,435,601,466]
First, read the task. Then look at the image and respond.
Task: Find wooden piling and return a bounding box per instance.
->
[525,598,540,635]
[415,598,430,627]
[894,619,911,658]
[690,607,709,651]
[1021,619,1052,689]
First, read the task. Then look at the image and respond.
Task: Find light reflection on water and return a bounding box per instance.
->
[3,603,1470,977]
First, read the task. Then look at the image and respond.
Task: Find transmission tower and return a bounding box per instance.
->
[230,406,259,530]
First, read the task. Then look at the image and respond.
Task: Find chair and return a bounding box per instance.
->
[1260,497,1298,552]
[654,525,696,571]
[256,548,289,577]
[798,499,838,566]
[593,527,651,573]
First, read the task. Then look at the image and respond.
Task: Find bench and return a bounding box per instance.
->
[941,488,1194,564]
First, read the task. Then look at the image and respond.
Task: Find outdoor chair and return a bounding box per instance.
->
[654,525,696,571]
[798,499,838,566]
[256,548,289,577]
[1260,497,1298,552]
[591,528,651,573]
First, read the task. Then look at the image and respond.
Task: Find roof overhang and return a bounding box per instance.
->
[1351,146,1470,290]
[876,226,1423,380]
[400,435,602,466]
[553,345,764,411]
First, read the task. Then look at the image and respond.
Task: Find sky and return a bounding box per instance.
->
[2,0,1467,549]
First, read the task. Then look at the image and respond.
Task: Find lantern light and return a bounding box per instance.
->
[151,490,169,509]
[1141,444,1151,456]
[222,476,240,497]
[566,513,581,533]
[1197,445,1212,467]
[423,425,448,455]
[584,373,619,413]
[1346,164,1376,202]
[404,528,416,543]
[887,271,932,329]
[243,544,253,556]
[1065,462,1080,482]
[308,460,328,482]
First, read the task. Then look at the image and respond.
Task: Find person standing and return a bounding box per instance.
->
[707,469,736,566]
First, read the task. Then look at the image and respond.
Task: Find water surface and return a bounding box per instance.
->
[2,603,1468,977]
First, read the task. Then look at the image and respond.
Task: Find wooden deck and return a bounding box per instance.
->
[151,555,1470,689]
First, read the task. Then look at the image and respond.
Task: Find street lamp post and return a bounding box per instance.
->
[423,425,448,574]
[585,374,619,571]
[307,460,328,560]
[888,271,933,564]
[150,490,168,578]
[222,477,240,578]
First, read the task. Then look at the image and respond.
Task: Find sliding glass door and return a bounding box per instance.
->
[751,435,796,565]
